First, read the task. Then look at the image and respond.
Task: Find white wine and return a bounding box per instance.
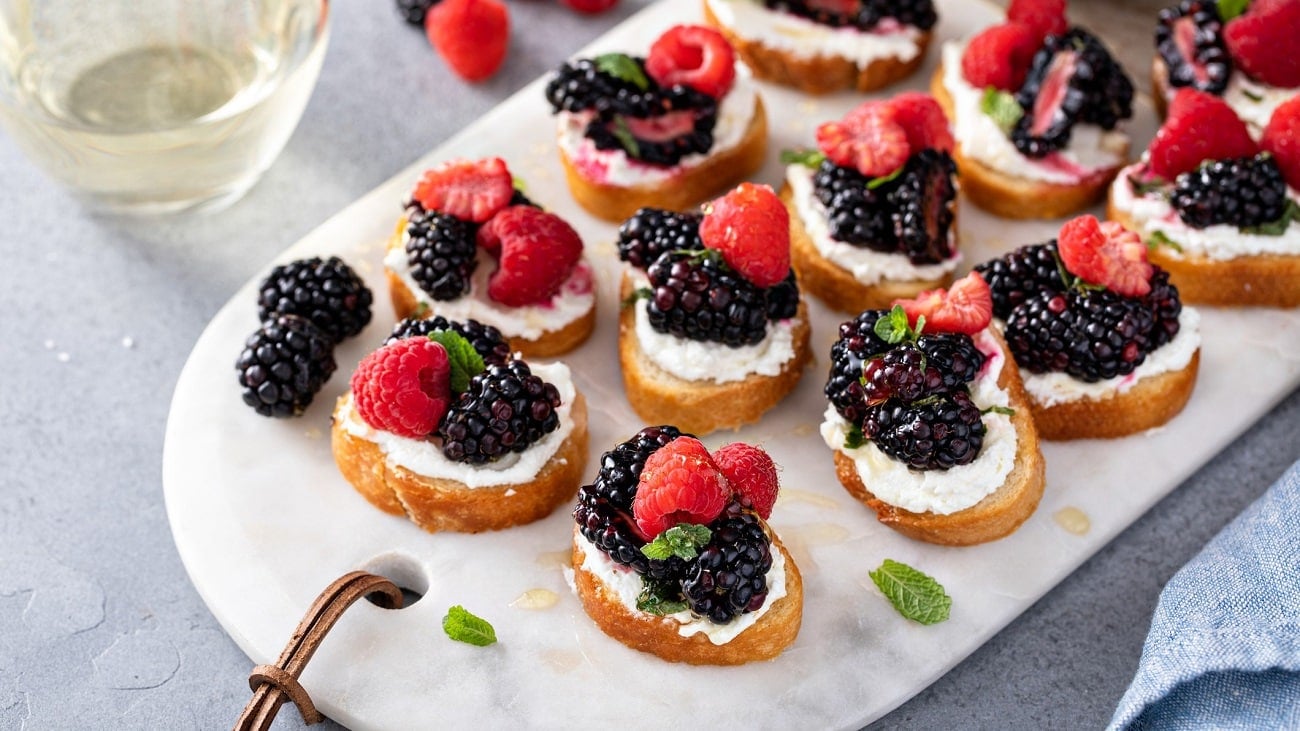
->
[0,0,328,213]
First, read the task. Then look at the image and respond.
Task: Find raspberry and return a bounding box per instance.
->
[1224,0,1300,88]
[645,25,736,99]
[895,271,993,336]
[485,206,583,307]
[632,437,731,538]
[816,104,910,178]
[1058,216,1153,297]
[711,443,778,520]
[1262,96,1300,191]
[425,0,509,83]
[880,92,954,154]
[1148,89,1258,180]
[1006,0,1067,44]
[350,338,452,439]
[559,0,618,13]
[960,22,1041,92]
[699,183,790,288]
[411,158,513,223]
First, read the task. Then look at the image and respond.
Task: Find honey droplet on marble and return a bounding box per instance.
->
[536,550,571,569]
[785,522,850,546]
[510,588,559,610]
[778,489,840,510]
[1054,507,1091,536]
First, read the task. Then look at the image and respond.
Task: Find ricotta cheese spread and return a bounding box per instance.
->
[941,41,1129,185]
[339,361,576,488]
[1109,162,1300,260]
[704,0,924,67]
[574,531,788,645]
[384,244,595,341]
[556,70,758,187]
[1020,307,1202,407]
[785,163,961,285]
[820,329,1018,515]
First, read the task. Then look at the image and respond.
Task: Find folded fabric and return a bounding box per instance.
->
[1110,459,1300,730]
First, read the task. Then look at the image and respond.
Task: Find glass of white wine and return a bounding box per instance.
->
[0,0,329,214]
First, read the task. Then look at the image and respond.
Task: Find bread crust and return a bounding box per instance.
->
[931,65,1127,219]
[558,96,769,223]
[384,225,596,358]
[331,393,589,533]
[831,329,1047,545]
[571,525,803,665]
[617,272,812,435]
[1151,56,1171,119]
[703,0,930,94]
[780,181,954,314]
[1107,197,1300,308]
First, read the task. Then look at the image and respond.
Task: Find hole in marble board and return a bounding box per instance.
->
[359,551,429,610]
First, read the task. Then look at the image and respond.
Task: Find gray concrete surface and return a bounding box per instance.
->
[1,0,1296,728]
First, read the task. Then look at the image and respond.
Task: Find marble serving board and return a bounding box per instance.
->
[162,0,1300,727]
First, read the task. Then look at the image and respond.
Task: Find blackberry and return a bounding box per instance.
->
[545,57,657,115]
[869,0,938,30]
[864,390,986,470]
[765,269,801,321]
[974,241,1066,319]
[825,310,893,426]
[256,256,373,342]
[509,187,538,209]
[1142,269,1183,350]
[1170,154,1289,230]
[761,0,936,31]
[1013,28,1134,158]
[396,0,438,26]
[385,315,511,365]
[573,426,692,579]
[646,251,770,347]
[862,346,938,405]
[404,206,478,301]
[438,360,562,464]
[1155,0,1231,95]
[682,500,774,624]
[916,333,986,391]
[235,315,337,418]
[617,208,702,270]
[584,88,718,167]
[813,159,896,251]
[1005,287,1157,381]
[888,149,958,265]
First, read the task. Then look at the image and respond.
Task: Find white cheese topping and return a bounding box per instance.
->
[785,163,961,285]
[574,531,788,645]
[339,362,576,488]
[704,0,924,66]
[820,329,1018,515]
[941,41,1128,184]
[1020,307,1202,407]
[1109,162,1300,260]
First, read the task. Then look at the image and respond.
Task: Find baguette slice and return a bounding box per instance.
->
[571,525,803,665]
[832,329,1046,546]
[931,65,1127,219]
[331,392,588,533]
[559,97,768,224]
[703,0,930,94]
[617,271,811,435]
[1107,196,1300,308]
[781,181,954,314]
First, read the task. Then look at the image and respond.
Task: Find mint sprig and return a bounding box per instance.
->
[981,405,1016,416]
[636,577,688,616]
[868,164,906,190]
[1127,174,1169,198]
[641,524,711,560]
[780,148,827,168]
[427,330,485,394]
[1243,199,1300,236]
[443,605,497,646]
[610,116,641,158]
[869,559,952,625]
[595,52,649,90]
[980,87,1023,135]
[873,304,925,345]
[1218,0,1249,21]
[844,424,866,450]
[1146,230,1182,253]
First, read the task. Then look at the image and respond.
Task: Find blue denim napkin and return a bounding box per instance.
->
[1109,460,1300,730]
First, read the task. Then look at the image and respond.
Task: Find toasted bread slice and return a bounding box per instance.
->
[931,65,1127,220]
[331,392,589,533]
[831,329,1046,546]
[617,272,811,435]
[703,0,930,94]
[571,526,803,665]
[1107,197,1300,308]
[780,181,954,314]
[559,97,768,224]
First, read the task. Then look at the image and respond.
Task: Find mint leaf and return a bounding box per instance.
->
[611,116,640,158]
[869,559,951,625]
[621,286,652,308]
[873,305,915,344]
[636,577,688,616]
[844,424,866,450]
[1147,230,1182,252]
[1218,0,1249,21]
[641,524,711,560]
[443,605,497,646]
[981,405,1015,416]
[980,87,1023,135]
[780,148,827,168]
[1243,199,1300,236]
[511,175,528,194]
[867,164,906,190]
[428,330,485,394]
[1241,87,1264,102]
[595,52,649,90]
[1127,174,1169,198]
